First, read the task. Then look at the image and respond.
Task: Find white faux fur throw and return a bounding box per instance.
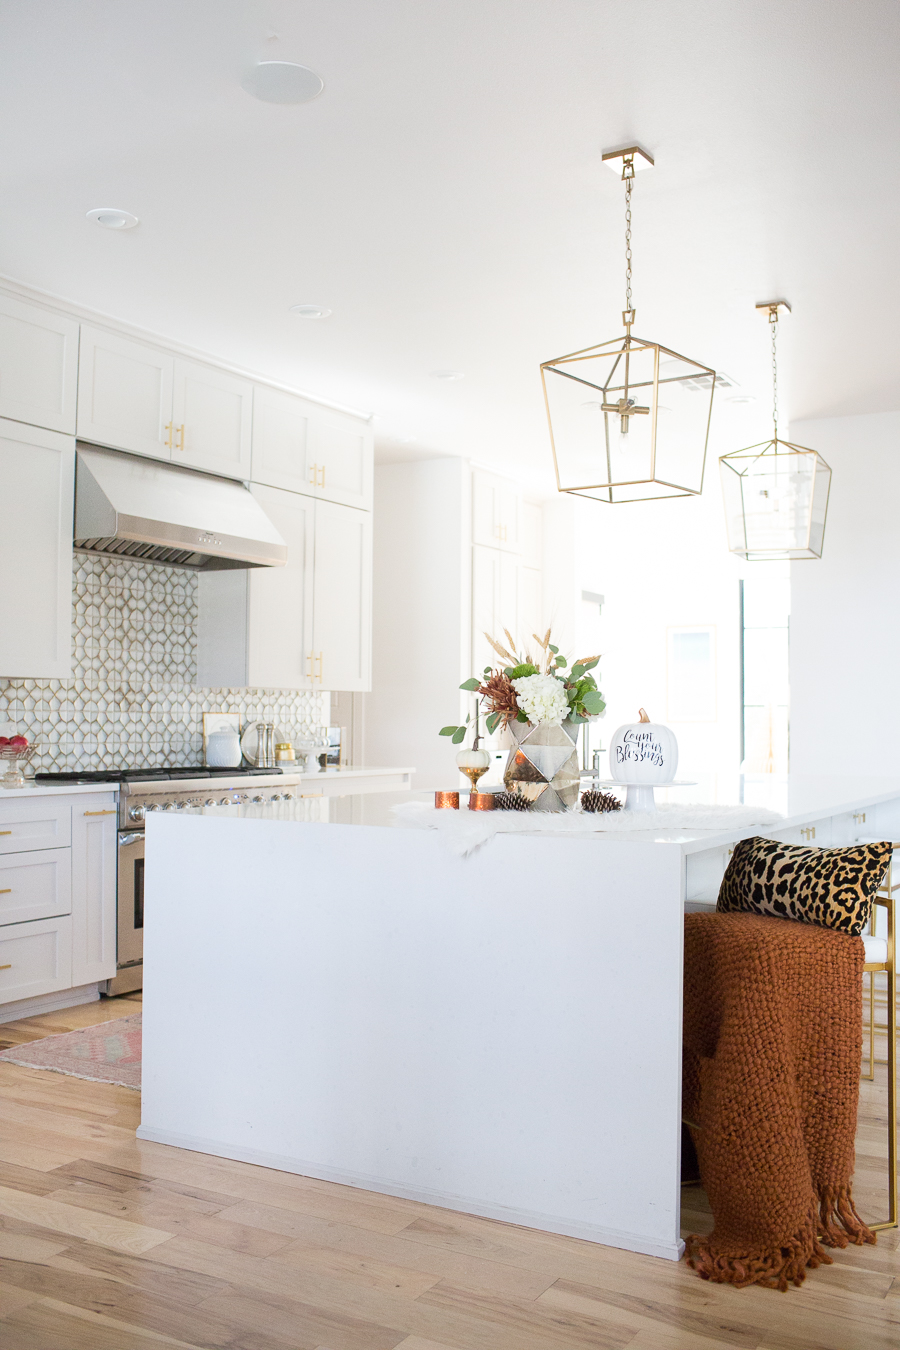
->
[392,800,784,858]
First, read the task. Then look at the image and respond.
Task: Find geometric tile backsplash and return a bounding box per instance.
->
[0,552,330,774]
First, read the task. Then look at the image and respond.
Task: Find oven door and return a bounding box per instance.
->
[117,831,145,969]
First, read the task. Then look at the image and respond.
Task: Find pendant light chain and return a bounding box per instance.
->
[624,172,633,320]
[770,308,779,439]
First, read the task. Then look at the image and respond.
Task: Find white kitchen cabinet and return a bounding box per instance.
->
[472,469,520,553]
[0,420,74,679]
[77,326,174,461]
[246,484,315,689]
[312,500,372,691]
[197,487,372,692]
[518,566,544,653]
[172,359,253,479]
[0,849,71,927]
[251,385,373,510]
[70,795,117,987]
[0,916,72,1004]
[0,295,79,434]
[520,500,543,570]
[472,543,519,676]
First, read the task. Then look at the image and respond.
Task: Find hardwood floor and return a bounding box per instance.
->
[0,993,895,1350]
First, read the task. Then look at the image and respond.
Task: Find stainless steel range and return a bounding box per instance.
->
[36,766,303,995]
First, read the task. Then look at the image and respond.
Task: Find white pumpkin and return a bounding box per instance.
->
[608,708,678,784]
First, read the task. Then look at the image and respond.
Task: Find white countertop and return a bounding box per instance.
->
[181,774,900,854]
[0,765,413,801]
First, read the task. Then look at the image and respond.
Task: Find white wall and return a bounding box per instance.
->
[364,459,471,790]
[789,410,900,778]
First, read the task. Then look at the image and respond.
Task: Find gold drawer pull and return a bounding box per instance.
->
[0,832,10,837]
[0,889,10,895]
[83,809,117,816]
[0,964,11,971]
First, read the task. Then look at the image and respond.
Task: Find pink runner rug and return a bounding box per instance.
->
[0,1014,141,1088]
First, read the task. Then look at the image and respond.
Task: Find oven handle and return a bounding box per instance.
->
[118,833,143,847]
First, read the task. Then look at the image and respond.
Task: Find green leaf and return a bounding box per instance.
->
[568,712,587,725]
[581,657,599,672]
[555,655,568,668]
[483,667,492,675]
[485,711,501,734]
[516,711,529,723]
[570,664,585,681]
[459,677,481,691]
[451,727,466,744]
[582,692,606,714]
[549,644,559,654]
[439,725,460,736]
[505,662,540,680]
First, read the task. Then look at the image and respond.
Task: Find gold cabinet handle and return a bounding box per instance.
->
[316,652,324,683]
[0,889,11,895]
[176,424,185,451]
[0,964,11,971]
[306,652,314,681]
[165,421,174,449]
[318,464,325,488]
[309,462,318,486]
[0,831,10,837]
[83,809,117,816]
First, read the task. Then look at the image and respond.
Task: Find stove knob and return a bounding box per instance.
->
[219,797,234,806]
[128,805,145,822]
[161,801,175,811]
[282,792,294,800]
[270,793,283,801]
[174,801,186,810]
[252,794,264,803]
[145,802,160,812]
[205,798,217,806]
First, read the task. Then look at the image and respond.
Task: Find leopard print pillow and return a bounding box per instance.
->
[716,835,892,936]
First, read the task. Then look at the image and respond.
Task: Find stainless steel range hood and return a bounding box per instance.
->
[74,445,287,570]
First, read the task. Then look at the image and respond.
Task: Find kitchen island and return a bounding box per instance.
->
[138,776,900,1261]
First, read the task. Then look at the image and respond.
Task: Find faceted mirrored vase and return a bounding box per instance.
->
[719,437,832,561]
[541,335,716,503]
[503,720,580,811]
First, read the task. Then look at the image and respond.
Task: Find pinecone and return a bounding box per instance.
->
[494,791,531,811]
[581,788,622,813]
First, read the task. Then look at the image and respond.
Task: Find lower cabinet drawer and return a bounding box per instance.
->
[0,799,71,855]
[0,849,72,926]
[0,916,73,1005]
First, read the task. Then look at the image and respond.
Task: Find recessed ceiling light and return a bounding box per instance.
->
[243,61,324,104]
[86,208,138,230]
[725,394,756,404]
[431,370,465,381]
[290,304,331,319]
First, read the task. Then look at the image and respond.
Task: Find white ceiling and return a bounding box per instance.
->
[1,1,897,489]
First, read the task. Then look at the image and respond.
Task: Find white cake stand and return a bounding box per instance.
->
[593,779,697,812]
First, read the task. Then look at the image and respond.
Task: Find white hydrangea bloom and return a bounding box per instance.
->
[511,673,570,725]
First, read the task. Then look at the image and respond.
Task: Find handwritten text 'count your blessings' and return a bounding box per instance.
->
[616,730,666,768]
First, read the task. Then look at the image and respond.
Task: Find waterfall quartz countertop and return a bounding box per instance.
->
[0,765,414,800]
[138,773,900,1266]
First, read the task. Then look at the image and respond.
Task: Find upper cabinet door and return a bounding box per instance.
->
[0,420,74,679]
[246,484,315,690]
[520,500,543,570]
[77,326,174,460]
[0,296,78,434]
[172,359,253,480]
[307,412,373,511]
[312,500,372,691]
[250,385,310,494]
[472,469,520,553]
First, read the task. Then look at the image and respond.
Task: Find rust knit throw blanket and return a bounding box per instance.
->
[683,912,875,1290]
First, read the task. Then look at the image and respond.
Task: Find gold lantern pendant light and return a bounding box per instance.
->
[540,146,717,504]
[719,302,831,560]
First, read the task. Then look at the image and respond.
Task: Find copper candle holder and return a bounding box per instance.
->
[434,791,460,809]
[468,791,495,811]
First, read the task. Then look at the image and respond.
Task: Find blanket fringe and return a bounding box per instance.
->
[816,1183,876,1248]
[685,1182,876,1290]
[684,1208,831,1291]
